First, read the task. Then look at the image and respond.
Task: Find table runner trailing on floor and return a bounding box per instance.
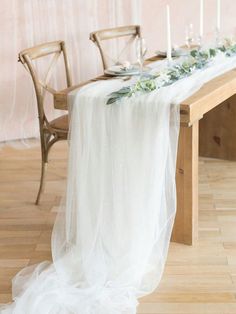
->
[1,51,236,314]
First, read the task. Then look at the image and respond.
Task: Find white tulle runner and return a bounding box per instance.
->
[1,53,236,314]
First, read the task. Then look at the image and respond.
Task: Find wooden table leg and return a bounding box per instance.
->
[171,121,199,245]
[199,96,236,161]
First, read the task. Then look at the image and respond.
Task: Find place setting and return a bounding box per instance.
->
[99,37,150,83]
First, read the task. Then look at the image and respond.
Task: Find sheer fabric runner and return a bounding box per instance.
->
[1,54,236,314]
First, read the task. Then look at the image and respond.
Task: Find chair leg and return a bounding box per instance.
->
[35,161,47,205]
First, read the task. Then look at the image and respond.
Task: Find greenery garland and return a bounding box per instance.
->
[106,39,236,105]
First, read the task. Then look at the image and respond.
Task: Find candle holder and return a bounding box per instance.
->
[215,27,221,47]
[185,23,194,49]
[197,35,203,49]
[167,56,174,68]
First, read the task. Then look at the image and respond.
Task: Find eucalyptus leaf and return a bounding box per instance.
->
[190,50,198,58]
[106,97,118,105]
[209,48,216,57]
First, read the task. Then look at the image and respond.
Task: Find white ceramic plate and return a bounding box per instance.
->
[155,49,188,57]
[105,65,151,76]
[104,65,141,76]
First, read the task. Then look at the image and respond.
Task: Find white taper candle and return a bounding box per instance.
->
[166,5,172,62]
[200,0,204,38]
[217,0,221,31]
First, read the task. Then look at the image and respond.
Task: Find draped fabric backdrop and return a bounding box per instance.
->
[1,0,236,143]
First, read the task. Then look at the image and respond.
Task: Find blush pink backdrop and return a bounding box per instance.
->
[1,0,236,142]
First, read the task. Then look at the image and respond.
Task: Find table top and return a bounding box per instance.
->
[53,56,236,127]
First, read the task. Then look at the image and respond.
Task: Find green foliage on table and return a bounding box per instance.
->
[106,39,236,105]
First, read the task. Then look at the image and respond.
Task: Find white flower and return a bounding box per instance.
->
[158,70,170,83]
[224,37,236,48]
[155,78,165,89]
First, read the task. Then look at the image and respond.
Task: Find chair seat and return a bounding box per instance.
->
[50,114,69,131]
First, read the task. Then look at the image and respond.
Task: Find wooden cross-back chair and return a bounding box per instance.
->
[18,40,71,205]
[90,25,141,70]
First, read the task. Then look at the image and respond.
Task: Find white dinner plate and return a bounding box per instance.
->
[155,49,188,58]
[104,65,150,76]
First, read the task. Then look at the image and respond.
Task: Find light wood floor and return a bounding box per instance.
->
[1,141,236,314]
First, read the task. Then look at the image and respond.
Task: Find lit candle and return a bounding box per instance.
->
[200,0,204,38]
[166,5,172,62]
[217,0,221,32]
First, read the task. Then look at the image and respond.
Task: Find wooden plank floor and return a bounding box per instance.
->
[1,140,236,313]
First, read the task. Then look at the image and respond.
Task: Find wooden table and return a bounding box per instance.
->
[53,58,236,245]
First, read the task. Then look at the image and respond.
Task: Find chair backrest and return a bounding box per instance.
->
[90,25,141,70]
[18,40,72,126]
